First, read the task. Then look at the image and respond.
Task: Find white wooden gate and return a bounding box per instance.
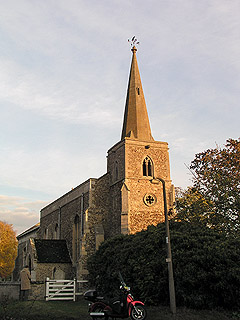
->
[45,278,88,301]
[45,278,76,301]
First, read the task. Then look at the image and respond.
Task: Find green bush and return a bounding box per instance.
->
[87,222,240,309]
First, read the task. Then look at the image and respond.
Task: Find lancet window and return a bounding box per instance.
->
[44,228,49,239]
[143,156,153,177]
[54,223,59,239]
[115,161,119,181]
[73,215,80,262]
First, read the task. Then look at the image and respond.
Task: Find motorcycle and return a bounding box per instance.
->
[84,273,147,320]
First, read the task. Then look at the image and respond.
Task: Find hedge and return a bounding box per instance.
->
[87,222,240,309]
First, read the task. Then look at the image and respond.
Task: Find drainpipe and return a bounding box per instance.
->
[58,207,61,239]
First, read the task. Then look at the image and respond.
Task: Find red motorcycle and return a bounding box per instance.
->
[84,273,147,320]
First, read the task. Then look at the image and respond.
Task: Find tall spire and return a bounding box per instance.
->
[121,46,154,141]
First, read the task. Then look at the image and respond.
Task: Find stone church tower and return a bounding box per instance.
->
[13,46,174,295]
[107,45,174,236]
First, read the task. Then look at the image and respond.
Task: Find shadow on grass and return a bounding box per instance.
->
[0,296,89,320]
[0,296,238,320]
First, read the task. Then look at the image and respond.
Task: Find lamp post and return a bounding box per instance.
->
[154,177,176,315]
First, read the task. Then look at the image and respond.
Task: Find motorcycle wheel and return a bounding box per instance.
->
[90,303,108,320]
[130,304,147,320]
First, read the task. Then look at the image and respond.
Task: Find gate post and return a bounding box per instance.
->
[73,278,76,302]
[45,277,50,301]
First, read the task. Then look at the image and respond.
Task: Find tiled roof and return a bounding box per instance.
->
[34,239,71,263]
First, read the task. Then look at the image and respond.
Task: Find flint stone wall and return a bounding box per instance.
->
[0,282,20,300]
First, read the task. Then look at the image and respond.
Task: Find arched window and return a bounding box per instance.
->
[115,161,119,181]
[28,255,32,273]
[44,228,49,239]
[53,267,56,279]
[73,215,80,262]
[143,156,153,177]
[54,223,59,239]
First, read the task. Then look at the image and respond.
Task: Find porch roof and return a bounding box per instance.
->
[34,239,71,263]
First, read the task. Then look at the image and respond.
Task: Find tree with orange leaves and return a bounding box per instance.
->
[0,221,18,279]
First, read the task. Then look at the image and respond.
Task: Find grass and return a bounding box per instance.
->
[0,297,239,320]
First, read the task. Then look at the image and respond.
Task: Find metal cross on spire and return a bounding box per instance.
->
[128,36,140,48]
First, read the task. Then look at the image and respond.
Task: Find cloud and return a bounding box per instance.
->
[0,195,47,235]
[0,57,122,127]
[0,1,129,128]
[0,195,23,205]
[0,0,239,234]
[0,142,108,199]
[1,1,239,129]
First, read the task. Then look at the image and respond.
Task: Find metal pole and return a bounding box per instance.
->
[158,178,176,315]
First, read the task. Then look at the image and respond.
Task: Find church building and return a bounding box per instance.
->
[13,45,175,298]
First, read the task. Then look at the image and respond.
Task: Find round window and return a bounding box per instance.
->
[143,193,156,206]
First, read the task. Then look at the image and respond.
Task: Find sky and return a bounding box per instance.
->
[0,0,239,235]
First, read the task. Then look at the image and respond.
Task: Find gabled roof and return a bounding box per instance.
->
[17,222,40,239]
[121,46,154,141]
[34,239,71,263]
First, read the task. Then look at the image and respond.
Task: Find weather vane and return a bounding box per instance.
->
[128,36,140,48]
